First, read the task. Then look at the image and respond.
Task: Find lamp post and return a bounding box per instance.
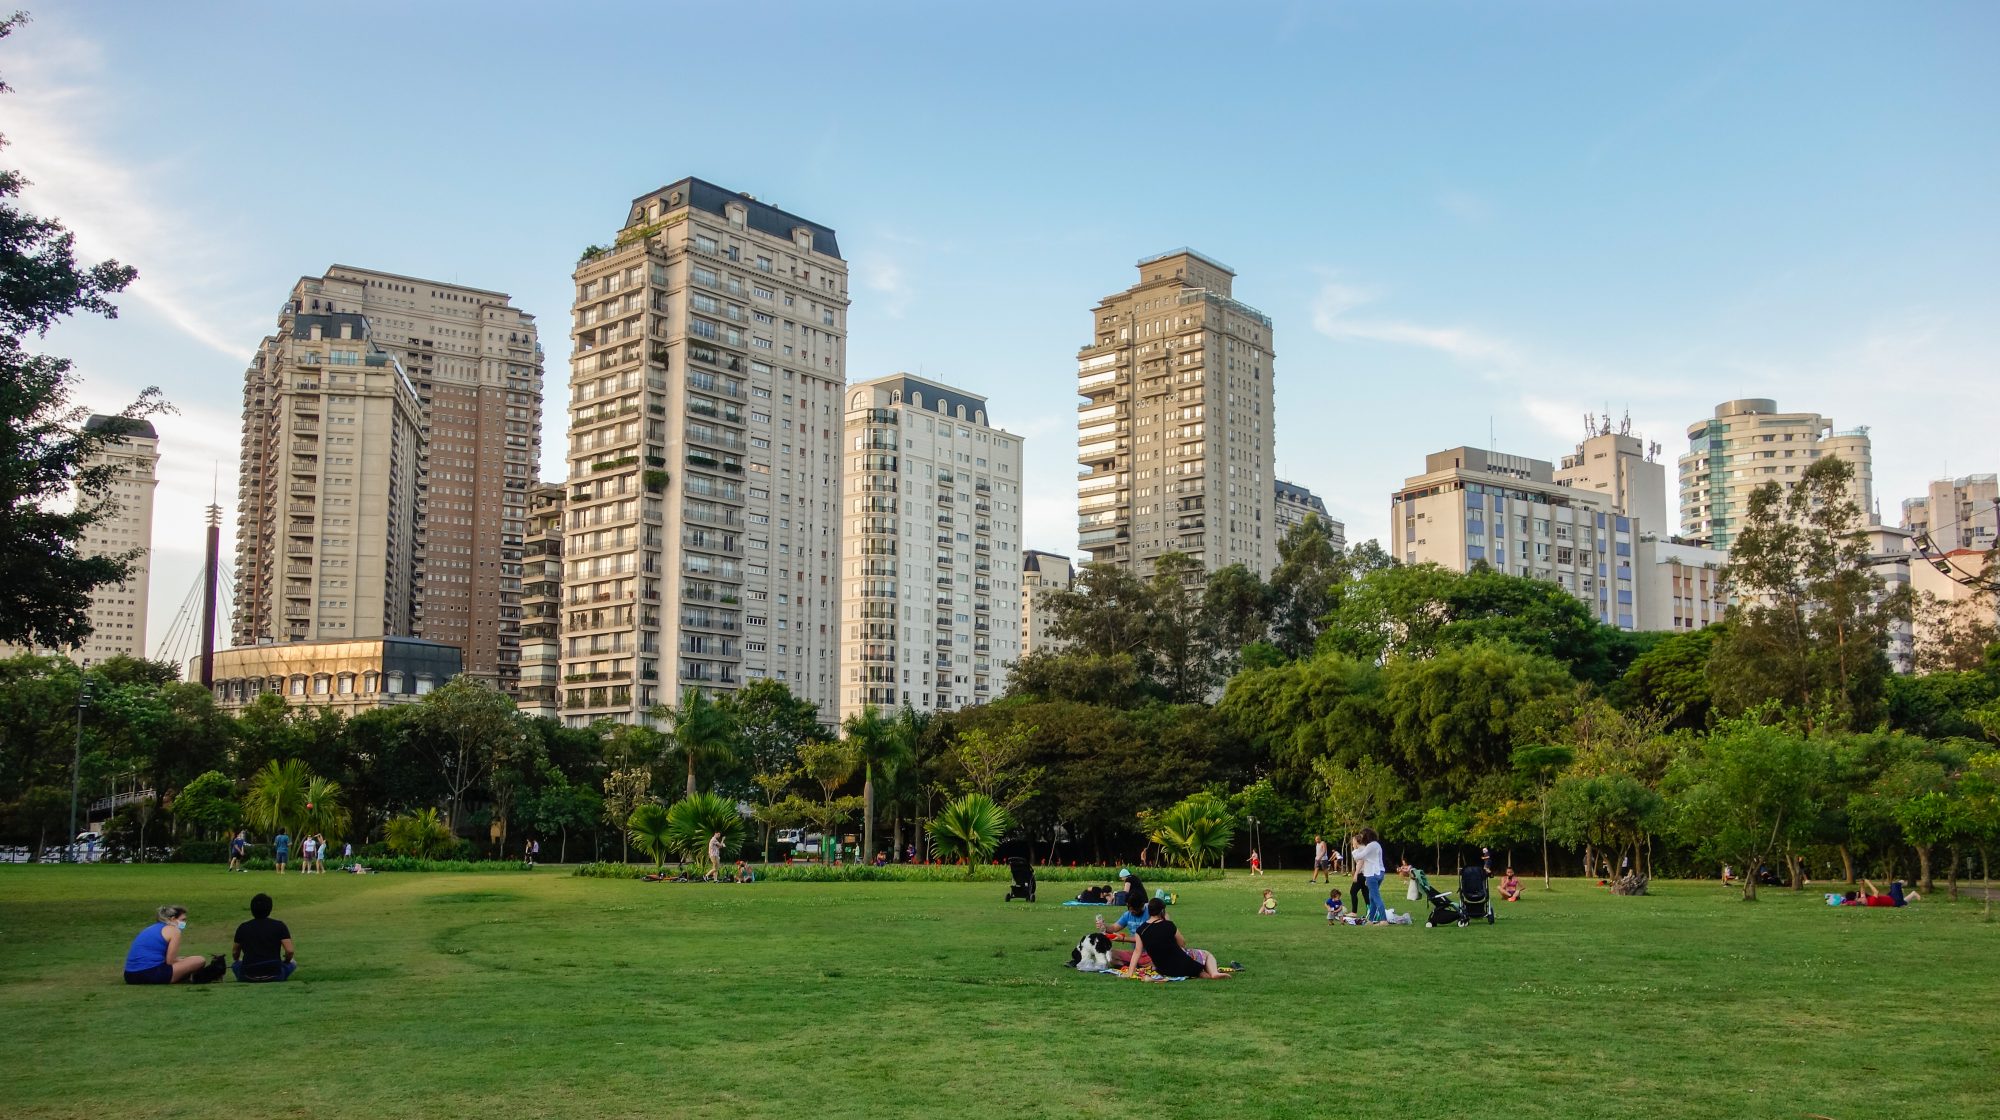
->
[67,661,92,863]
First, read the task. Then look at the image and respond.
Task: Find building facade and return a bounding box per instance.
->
[234,302,424,647]
[1393,446,1638,629]
[517,482,564,720]
[202,637,463,715]
[1677,399,1874,548]
[561,179,847,727]
[1556,429,1668,534]
[78,416,160,662]
[1076,249,1275,577]
[839,374,1024,722]
[1273,479,1345,549]
[1902,473,1998,553]
[1020,550,1074,658]
[1633,535,1730,633]
[233,268,542,692]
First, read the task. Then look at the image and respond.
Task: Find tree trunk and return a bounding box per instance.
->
[1541,820,1551,889]
[1742,871,1758,902]
[1789,851,1804,891]
[685,756,697,801]
[1948,845,1960,901]
[892,813,903,863]
[863,764,876,866]
[1839,844,1854,884]
[1918,845,1934,894]
[560,827,568,865]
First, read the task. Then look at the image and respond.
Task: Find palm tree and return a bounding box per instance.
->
[299,776,350,847]
[385,808,453,858]
[664,792,747,870]
[652,687,740,799]
[1149,793,1236,870]
[928,793,1012,875]
[842,704,909,866]
[626,802,674,869]
[243,759,310,839]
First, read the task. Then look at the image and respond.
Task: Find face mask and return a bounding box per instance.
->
[175,920,187,930]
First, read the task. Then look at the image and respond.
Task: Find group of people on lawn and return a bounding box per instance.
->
[121,893,298,985]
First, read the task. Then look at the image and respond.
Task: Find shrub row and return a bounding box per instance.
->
[570,862,1225,883]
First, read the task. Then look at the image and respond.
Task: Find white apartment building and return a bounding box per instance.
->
[561,179,846,727]
[56,416,159,663]
[1020,550,1074,658]
[517,482,564,720]
[1076,249,1275,576]
[1678,398,1874,548]
[1556,428,1668,533]
[1393,446,1639,629]
[840,374,1023,722]
[1633,535,1729,633]
[1902,473,1998,553]
[1273,479,1345,549]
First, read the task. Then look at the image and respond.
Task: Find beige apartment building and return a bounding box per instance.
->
[1678,399,1874,548]
[233,268,543,692]
[1076,249,1275,577]
[1020,550,1074,658]
[1273,479,1344,549]
[1556,428,1668,533]
[202,637,463,715]
[235,301,423,647]
[839,374,1024,722]
[560,179,847,727]
[1393,446,1639,629]
[517,482,564,719]
[1633,535,1730,633]
[1902,473,1998,553]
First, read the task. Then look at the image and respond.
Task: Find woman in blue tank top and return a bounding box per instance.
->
[123,905,209,984]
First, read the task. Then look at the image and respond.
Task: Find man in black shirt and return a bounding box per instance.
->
[231,893,297,982]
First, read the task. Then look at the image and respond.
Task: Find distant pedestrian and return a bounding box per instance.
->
[1310,835,1331,884]
[272,829,290,874]
[1248,848,1263,876]
[1352,828,1387,924]
[707,831,725,881]
[228,830,248,873]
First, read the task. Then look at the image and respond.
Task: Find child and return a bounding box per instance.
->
[1257,889,1277,916]
[1324,889,1344,924]
[1248,849,1263,876]
[1501,868,1522,902]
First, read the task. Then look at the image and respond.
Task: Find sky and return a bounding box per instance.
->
[7,1,1997,661]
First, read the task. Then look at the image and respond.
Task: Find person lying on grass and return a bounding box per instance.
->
[1125,898,1228,980]
[1840,879,1920,907]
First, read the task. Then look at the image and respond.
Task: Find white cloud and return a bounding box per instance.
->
[1309,278,1523,368]
[4,21,258,358]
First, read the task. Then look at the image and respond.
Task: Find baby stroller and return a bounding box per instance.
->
[1457,865,1495,925]
[1409,867,1466,928]
[1005,856,1037,903]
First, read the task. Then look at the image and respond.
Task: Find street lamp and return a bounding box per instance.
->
[67,661,91,863]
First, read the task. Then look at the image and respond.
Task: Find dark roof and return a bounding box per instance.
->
[1023,549,1071,575]
[85,414,157,440]
[869,375,991,427]
[634,177,842,259]
[1274,479,1328,513]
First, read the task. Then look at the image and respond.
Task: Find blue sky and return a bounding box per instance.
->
[10,2,1997,659]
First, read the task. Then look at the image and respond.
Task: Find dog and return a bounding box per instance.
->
[1069,931,1117,973]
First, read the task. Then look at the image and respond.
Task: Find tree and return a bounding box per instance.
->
[384,808,454,859]
[409,678,528,831]
[170,770,239,839]
[298,775,350,847]
[520,767,601,864]
[1203,562,1273,674]
[1709,456,1904,731]
[1148,791,1236,870]
[720,678,819,779]
[1615,626,1720,731]
[653,687,739,799]
[1383,642,1572,798]
[1416,803,1475,874]
[1146,552,1223,702]
[1912,590,1999,675]
[243,759,311,839]
[1312,754,1404,842]
[798,738,861,858]
[624,802,674,869]
[0,15,166,649]
[1048,562,1155,660]
[949,724,1042,813]
[928,792,1012,873]
[1267,514,1347,660]
[842,704,905,865]
[1510,743,1574,887]
[1665,718,1829,900]
[601,767,651,863]
[663,792,747,868]
[1002,649,1153,708]
[1547,772,1662,884]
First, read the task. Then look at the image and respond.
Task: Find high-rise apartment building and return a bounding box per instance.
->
[839,374,1023,722]
[1678,399,1873,548]
[1633,535,1729,633]
[1556,428,1668,534]
[1393,446,1639,629]
[235,300,423,647]
[1902,473,1998,553]
[1020,550,1074,658]
[75,415,159,663]
[232,268,543,692]
[517,482,565,720]
[1273,479,1345,549]
[1076,249,1275,576]
[561,179,847,727]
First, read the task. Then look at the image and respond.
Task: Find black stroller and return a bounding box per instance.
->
[1457,865,1495,925]
[1005,856,1036,902]
[1409,868,1464,927]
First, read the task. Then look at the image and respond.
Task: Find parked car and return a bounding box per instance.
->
[775,828,821,856]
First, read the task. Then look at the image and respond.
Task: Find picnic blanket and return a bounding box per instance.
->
[1062,900,1112,907]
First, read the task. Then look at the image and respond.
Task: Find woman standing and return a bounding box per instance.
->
[1352,828,1387,924]
[122,905,210,984]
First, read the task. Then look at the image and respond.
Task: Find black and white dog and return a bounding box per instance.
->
[1069,931,1117,972]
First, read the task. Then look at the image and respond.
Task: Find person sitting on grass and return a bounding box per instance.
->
[1096,895,1151,969]
[122,905,221,985]
[1324,889,1344,923]
[734,860,753,883]
[1841,879,1920,907]
[1115,867,1144,908]
[1501,869,1522,902]
[231,893,297,982]
[1125,898,1229,980]
[1257,888,1277,916]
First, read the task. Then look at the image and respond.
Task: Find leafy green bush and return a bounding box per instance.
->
[351,856,530,873]
[169,840,272,864]
[568,862,1223,883]
[928,793,1011,872]
[664,792,747,864]
[385,808,455,858]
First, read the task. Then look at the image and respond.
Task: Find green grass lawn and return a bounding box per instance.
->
[2,865,1994,1119]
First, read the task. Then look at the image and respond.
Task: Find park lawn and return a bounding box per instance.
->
[0,867,1994,1120]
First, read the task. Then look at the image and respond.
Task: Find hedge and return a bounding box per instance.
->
[571,862,1225,883]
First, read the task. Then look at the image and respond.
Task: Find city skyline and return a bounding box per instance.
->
[8,2,1996,656]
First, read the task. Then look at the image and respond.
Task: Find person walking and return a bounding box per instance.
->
[706,831,725,882]
[1353,828,1387,924]
[1248,848,1263,876]
[1310,835,1330,884]
[228,829,248,873]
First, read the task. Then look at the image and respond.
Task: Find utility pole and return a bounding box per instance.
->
[67,661,91,863]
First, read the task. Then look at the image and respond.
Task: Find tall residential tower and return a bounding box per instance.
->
[1677,398,1873,548]
[1076,250,1275,576]
[561,179,847,726]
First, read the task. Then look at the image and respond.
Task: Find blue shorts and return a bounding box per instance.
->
[232,960,297,983]
[124,963,173,984]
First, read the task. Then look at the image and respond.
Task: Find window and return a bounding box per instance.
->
[756,255,773,272]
